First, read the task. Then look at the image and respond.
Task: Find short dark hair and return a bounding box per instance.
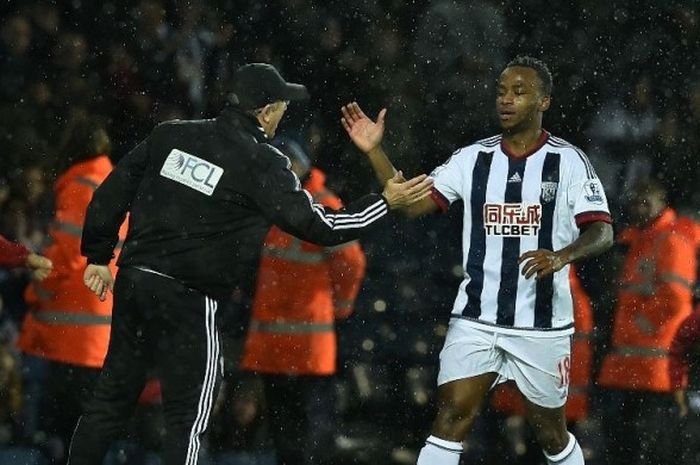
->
[59,113,111,166]
[506,56,553,95]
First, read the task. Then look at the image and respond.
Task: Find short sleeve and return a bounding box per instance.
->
[429,149,466,211]
[566,151,612,227]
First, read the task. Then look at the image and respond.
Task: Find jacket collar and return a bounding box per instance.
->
[304,167,325,191]
[216,106,268,143]
[622,208,676,241]
[644,208,676,232]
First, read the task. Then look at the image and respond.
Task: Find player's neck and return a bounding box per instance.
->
[501,126,545,157]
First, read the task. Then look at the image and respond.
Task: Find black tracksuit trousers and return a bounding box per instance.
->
[67,267,222,465]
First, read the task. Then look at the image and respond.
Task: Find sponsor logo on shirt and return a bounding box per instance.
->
[507,172,522,183]
[160,149,224,196]
[583,180,604,204]
[483,203,542,236]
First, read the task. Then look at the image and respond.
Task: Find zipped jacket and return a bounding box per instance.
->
[81,108,388,299]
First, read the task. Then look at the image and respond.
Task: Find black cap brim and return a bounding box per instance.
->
[282,83,310,101]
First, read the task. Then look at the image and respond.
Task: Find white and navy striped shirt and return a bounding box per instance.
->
[430,131,611,336]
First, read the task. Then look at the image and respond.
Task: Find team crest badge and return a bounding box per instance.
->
[540,182,558,203]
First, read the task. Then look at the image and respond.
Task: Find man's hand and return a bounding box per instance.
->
[518,249,569,279]
[25,253,53,281]
[84,264,114,302]
[341,102,386,154]
[382,172,433,210]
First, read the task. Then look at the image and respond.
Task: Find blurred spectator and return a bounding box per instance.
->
[1,154,52,251]
[129,0,177,105]
[0,14,33,103]
[172,0,213,116]
[241,138,367,465]
[413,0,507,151]
[16,115,126,464]
[210,374,275,465]
[26,2,61,61]
[102,40,154,160]
[586,74,659,212]
[48,32,100,112]
[0,344,22,447]
[597,179,700,465]
[655,76,700,212]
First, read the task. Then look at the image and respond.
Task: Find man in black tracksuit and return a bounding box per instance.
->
[67,63,432,465]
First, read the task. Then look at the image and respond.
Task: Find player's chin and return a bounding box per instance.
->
[498,118,520,131]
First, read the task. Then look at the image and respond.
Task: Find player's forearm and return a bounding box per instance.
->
[366,145,398,185]
[557,221,613,265]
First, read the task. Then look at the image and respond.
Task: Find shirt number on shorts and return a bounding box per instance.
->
[558,356,571,388]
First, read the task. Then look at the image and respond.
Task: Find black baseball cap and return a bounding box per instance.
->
[230,63,309,110]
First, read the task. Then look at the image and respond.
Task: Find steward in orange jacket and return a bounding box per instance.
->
[19,154,126,368]
[598,207,700,392]
[241,167,367,375]
[241,137,367,465]
[16,117,127,464]
[597,180,700,465]
[491,266,594,422]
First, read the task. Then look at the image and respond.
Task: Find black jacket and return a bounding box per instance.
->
[81,107,388,299]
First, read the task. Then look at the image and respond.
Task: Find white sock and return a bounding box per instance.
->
[543,432,584,464]
[416,435,463,465]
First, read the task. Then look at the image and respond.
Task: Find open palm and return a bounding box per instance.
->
[341,102,386,153]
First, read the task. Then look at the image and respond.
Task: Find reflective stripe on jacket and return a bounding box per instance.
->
[18,155,127,368]
[598,209,700,392]
[241,168,366,375]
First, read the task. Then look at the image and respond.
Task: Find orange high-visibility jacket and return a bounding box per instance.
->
[491,267,594,421]
[18,155,127,368]
[241,168,366,376]
[598,209,700,392]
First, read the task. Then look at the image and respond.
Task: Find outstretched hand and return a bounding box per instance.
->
[84,264,114,302]
[382,171,433,210]
[25,253,53,281]
[341,102,386,154]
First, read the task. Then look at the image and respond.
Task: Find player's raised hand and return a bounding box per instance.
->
[382,171,433,210]
[83,264,114,302]
[341,102,386,154]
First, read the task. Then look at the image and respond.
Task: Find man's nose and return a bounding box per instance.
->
[499,93,514,104]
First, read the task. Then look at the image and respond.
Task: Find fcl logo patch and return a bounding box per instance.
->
[160,149,224,196]
[483,203,542,237]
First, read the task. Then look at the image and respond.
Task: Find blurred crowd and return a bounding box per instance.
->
[1,0,700,464]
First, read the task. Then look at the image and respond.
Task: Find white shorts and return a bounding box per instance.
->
[437,319,572,408]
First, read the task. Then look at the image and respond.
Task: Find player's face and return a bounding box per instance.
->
[496,67,550,133]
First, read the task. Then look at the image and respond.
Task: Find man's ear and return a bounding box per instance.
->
[259,104,273,122]
[540,95,551,112]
